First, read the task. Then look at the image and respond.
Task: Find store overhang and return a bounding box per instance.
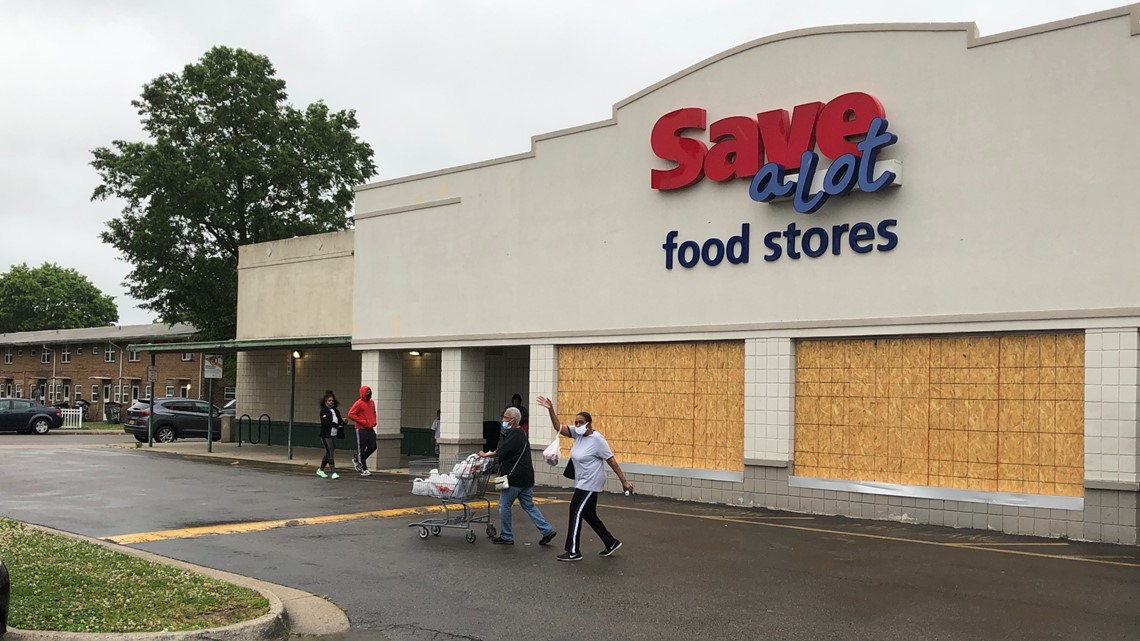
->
[127,335,352,354]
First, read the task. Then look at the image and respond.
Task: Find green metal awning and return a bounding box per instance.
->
[127,335,352,353]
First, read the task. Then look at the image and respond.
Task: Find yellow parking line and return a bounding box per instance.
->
[105,498,563,545]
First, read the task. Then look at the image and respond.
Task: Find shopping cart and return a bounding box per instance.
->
[407,454,499,543]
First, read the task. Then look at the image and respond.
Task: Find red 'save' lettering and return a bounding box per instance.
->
[650,92,886,190]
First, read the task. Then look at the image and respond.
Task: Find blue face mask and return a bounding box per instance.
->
[501,421,511,432]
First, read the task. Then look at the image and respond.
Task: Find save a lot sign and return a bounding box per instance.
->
[650,92,901,270]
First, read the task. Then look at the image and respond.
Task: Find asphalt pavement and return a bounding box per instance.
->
[0,433,1137,641]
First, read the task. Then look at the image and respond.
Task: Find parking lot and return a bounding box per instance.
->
[1,434,1138,641]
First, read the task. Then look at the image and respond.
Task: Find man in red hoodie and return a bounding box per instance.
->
[347,385,378,476]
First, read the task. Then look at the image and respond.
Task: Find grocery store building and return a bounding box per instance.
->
[239,6,1140,544]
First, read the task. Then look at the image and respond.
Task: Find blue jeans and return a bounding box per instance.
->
[499,486,554,542]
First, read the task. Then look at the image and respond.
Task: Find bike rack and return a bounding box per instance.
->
[236,413,272,446]
[237,414,256,446]
[260,413,272,446]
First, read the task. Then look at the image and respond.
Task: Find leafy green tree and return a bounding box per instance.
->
[91,46,376,340]
[0,263,118,333]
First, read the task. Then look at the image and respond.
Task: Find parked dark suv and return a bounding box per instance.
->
[123,398,222,443]
[0,399,63,434]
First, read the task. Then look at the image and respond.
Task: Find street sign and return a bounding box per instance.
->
[147,367,157,383]
[205,355,223,379]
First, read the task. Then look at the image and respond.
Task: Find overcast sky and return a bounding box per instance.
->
[0,0,1120,325]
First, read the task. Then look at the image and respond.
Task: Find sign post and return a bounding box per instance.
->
[204,355,223,452]
[147,358,157,446]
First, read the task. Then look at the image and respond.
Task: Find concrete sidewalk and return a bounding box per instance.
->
[110,439,419,474]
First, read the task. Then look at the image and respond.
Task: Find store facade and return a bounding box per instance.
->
[280,8,1140,543]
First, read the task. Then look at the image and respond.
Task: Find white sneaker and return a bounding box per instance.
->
[361,470,372,477]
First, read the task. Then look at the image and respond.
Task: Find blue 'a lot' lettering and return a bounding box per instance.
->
[749,117,898,214]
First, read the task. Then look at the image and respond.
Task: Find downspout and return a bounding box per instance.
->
[109,342,123,407]
[44,344,54,404]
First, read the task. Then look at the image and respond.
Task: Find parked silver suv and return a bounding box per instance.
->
[122,397,222,443]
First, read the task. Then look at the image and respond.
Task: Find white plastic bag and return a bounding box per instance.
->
[542,436,560,466]
[412,478,431,496]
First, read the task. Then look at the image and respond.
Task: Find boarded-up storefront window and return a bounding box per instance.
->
[558,342,744,472]
[794,334,1084,497]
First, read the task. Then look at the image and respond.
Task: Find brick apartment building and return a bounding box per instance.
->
[0,323,230,421]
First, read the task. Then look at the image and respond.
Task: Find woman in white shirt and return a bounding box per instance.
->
[537,395,634,562]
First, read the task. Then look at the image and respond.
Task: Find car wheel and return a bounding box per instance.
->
[30,418,51,435]
[154,426,176,443]
[133,434,148,443]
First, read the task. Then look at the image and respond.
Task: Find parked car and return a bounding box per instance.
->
[122,398,222,443]
[0,399,63,434]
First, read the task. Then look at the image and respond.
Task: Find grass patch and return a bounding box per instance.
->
[74,423,122,431]
[0,518,269,633]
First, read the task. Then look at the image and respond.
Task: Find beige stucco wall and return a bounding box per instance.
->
[237,230,354,340]
[235,347,361,425]
[352,15,1140,348]
[401,351,441,429]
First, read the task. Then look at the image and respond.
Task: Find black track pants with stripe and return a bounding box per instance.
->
[565,488,617,554]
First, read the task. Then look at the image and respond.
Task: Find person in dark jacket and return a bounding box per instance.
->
[479,406,556,546]
[317,391,343,479]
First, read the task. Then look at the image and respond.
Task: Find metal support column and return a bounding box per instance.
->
[287,351,297,460]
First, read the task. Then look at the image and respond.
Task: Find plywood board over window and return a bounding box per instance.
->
[557,342,744,472]
[794,334,1084,497]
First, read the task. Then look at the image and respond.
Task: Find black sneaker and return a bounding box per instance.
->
[599,540,622,557]
[539,531,557,547]
[556,552,582,562]
[352,457,362,472]
[491,536,513,545]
